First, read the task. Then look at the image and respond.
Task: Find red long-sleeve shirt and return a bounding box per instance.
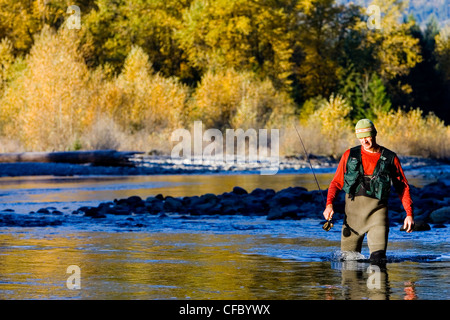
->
[326,146,413,217]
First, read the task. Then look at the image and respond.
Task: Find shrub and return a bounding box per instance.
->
[81,116,123,150]
[375,108,449,159]
[310,94,354,158]
[187,68,295,131]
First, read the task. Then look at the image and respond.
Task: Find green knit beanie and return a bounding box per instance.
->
[355,119,377,138]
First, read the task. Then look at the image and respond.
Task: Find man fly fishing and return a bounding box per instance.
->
[322,119,414,265]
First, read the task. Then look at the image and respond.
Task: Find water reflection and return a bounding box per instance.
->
[0,229,441,300]
[1,231,340,299]
[0,173,435,204]
[330,260,426,300]
[331,261,391,300]
[403,281,418,300]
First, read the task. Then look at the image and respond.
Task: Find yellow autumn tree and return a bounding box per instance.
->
[294,0,347,99]
[85,45,190,152]
[113,45,189,133]
[1,26,93,151]
[177,0,295,90]
[354,0,422,87]
[0,37,14,91]
[435,25,450,82]
[188,68,295,131]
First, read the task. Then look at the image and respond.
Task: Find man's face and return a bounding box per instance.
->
[359,135,376,149]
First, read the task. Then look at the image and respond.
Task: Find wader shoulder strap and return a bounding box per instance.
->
[346,146,364,200]
[374,147,396,177]
[367,147,397,200]
[380,147,396,167]
[349,146,361,161]
[381,147,403,187]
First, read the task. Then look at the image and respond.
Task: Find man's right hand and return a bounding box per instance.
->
[323,204,334,220]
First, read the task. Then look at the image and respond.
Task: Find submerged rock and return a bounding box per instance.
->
[267,204,301,220]
[432,223,447,228]
[429,206,450,224]
[0,213,63,227]
[413,221,431,231]
[400,220,431,232]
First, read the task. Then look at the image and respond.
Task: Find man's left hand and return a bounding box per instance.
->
[403,216,414,233]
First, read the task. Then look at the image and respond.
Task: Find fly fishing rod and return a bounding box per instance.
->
[294,125,333,231]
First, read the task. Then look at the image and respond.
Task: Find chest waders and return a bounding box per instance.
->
[340,146,396,264]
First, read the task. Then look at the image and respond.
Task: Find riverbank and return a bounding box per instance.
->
[0,154,449,178]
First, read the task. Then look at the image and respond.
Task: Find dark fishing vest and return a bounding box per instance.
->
[342,146,396,201]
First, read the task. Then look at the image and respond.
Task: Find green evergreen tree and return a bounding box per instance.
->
[340,71,391,120]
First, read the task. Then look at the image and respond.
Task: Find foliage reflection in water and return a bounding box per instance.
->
[0,226,448,300]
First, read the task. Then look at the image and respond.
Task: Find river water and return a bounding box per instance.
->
[0,173,449,300]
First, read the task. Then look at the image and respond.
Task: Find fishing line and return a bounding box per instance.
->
[294,125,333,231]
